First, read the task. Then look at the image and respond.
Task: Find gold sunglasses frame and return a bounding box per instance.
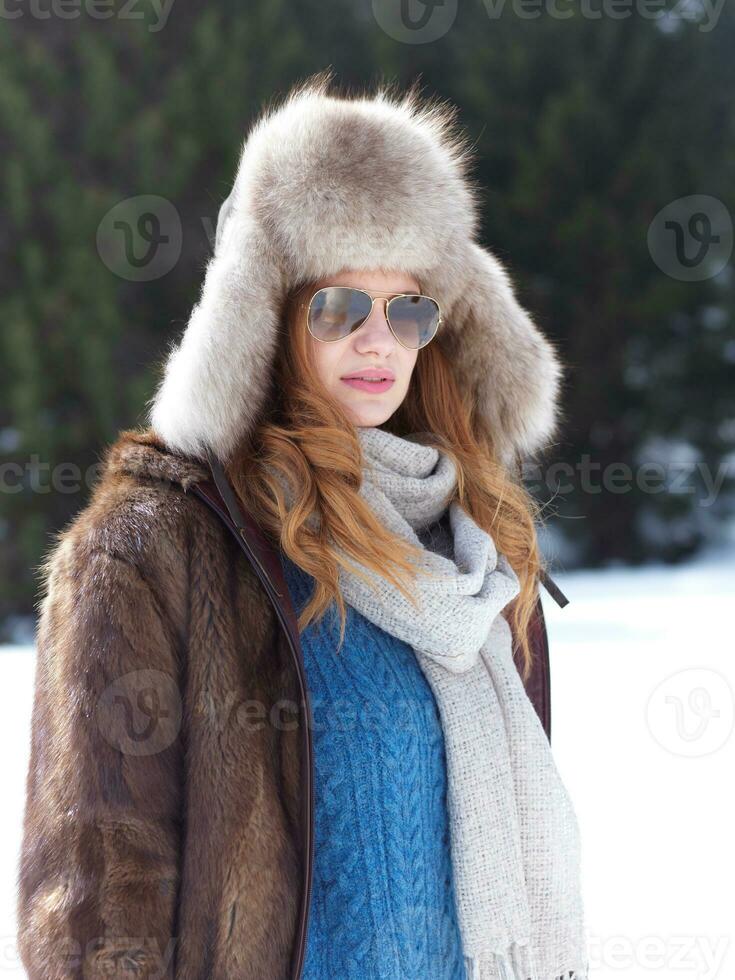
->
[303,286,443,350]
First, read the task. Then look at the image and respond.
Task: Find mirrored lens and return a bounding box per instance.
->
[387,295,441,349]
[307,286,372,342]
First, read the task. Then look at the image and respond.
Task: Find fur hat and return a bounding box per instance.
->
[148,70,564,468]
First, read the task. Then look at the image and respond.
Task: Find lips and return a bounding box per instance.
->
[341,369,395,381]
[340,370,395,394]
[341,367,396,395]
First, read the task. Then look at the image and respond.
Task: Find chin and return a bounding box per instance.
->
[342,401,397,428]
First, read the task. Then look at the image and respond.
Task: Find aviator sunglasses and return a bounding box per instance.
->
[303,286,443,350]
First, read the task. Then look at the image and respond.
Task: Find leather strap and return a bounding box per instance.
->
[539,567,570,608]
[204,450,285,598]
[512,450,570,609]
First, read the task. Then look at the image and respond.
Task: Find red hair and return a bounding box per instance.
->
[225,281,547,680]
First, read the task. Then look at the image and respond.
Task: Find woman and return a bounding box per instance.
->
[17,71,588,979]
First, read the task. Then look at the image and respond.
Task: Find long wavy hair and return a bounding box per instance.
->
[225,278,549,681]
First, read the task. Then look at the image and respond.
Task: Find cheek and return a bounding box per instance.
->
[310,337,341,385]
[401,350,419,385]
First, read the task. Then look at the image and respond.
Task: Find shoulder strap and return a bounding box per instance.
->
[201,450,286,601]
[512,450,570,608]
[539,568,569,608]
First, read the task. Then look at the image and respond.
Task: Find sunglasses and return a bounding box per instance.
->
[304,286,442,350]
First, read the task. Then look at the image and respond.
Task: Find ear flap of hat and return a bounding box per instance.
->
[214,190,234,252]
[439,242,565,468]
[147,201,284,464]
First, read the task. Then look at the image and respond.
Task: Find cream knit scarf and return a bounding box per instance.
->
[334,424,589,980]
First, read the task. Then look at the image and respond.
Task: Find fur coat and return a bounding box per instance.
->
[17,427,308,978]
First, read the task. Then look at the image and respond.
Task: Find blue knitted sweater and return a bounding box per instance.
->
[281,549,467,980]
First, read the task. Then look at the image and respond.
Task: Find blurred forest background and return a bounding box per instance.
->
[1,0,734,640]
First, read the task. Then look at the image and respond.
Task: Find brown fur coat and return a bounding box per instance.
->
[17,427,305,979]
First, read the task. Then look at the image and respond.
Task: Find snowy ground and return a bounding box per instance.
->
[2,543,733,979]
[544,539,734,980]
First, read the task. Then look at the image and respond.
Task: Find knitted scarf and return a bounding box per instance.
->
[333,424,589,980]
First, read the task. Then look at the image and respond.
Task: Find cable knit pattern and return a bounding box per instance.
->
[269,426,588,980]
[281,551,467,980]
[327,426,589,980]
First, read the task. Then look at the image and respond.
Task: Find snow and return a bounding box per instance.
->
[2,542,733,978]
[545,542,734,980]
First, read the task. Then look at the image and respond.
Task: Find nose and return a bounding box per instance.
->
[353,298,396,354]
